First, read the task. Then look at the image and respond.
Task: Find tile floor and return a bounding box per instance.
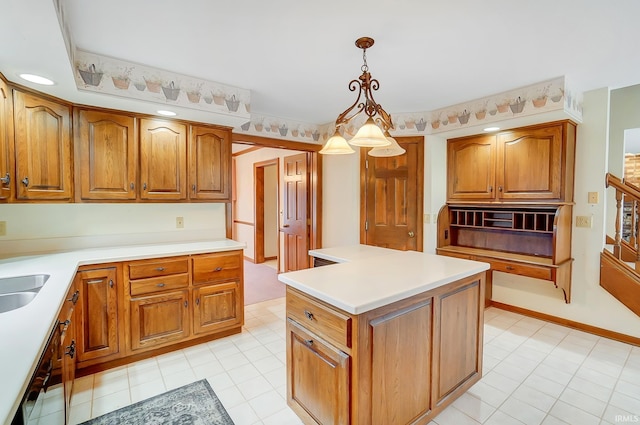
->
[67,299,640,425]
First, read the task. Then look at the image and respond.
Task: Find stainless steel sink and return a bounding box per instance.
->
[0,291,39,313]
[0,274,50,312]
[0,274,50,295]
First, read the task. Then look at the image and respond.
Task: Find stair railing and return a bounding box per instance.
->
[605,173,640,269]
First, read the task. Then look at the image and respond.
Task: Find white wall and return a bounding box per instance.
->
[0,203,227,257]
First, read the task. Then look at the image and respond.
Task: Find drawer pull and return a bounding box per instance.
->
[213,267,223,272]
[65,340,76,359]
[67,290,80,305]
[156,267,165,271]
[304,339,314,347]
[506,266,515,271]
[59,319,70,329]
[156,283,165,288]
[304,310,314,320]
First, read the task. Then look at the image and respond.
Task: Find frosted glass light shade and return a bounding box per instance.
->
[319,130,355,154]
[368,133,406,157]
[348,118,392,147]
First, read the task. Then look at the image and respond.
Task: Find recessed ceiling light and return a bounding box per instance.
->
[19,73,55,86]
[483,127,500,132]
[157,110,177,117]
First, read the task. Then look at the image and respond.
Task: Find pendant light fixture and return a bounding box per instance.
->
[320,37,403,156]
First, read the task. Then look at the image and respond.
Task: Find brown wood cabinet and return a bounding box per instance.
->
[139,118,187,200]
[189,125,231,201]
[0,78,14,201]
[75,265,121,366]
[13,90,73,200]
[447,121,576,203]
[52,281,78,424]
[286,271,484,425]
[75,108,137,200]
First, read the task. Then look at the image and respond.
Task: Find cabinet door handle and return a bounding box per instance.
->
[489,185,493,192]
[196,298,200,306]
[304,310,314,320]
[192,184,196,193]
[0,172,9,185]
[213,267,222,272]
[21,176,29,187]
[143,182,147,190]
[67,290,80,305]
[156,267,165,271]
[498,186,503,192]
[130,182,135,190]
[65,340,76,359]
[109,279,114,288]
[184,301,188,308]
[304,339,314,347]
[156,283,165,288]
[58,319,70,330]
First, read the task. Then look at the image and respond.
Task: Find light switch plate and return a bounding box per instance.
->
[576,216,592,228]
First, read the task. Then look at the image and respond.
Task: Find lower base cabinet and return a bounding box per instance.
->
[286,272,484,425]
[193,281,242,335]
[130,290,190,351]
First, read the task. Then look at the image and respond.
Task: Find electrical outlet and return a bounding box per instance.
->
[0,221,5,236]
[588,192,599,204]
[575,215,592,228]
[176,217,184,228]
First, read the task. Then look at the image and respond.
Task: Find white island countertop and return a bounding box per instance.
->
[280,245,489,315]
[0,239,245,425]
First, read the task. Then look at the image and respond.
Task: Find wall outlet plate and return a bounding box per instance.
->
[576,215,592,228]
[176,217,184,228]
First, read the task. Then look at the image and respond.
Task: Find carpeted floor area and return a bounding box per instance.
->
[243,260,285,305]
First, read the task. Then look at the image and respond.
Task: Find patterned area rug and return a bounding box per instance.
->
[79,379,234,425]
[244,260,285,305]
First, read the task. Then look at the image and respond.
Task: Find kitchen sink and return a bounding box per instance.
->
[0,291,39,313]
[0,274,50,295]
[0,274,49,313]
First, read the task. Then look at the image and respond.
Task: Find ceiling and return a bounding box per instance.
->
[2,0,640,130]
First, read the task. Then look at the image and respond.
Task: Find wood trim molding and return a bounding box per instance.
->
[490,301,640,347]
[233,146,262,157]
[234,220,254,226]
[232,133,322,152]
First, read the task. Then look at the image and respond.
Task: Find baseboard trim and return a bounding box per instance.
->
[244,256,255,263]
[489,301,640,347]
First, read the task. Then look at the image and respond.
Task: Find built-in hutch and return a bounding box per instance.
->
[437,120,576,303]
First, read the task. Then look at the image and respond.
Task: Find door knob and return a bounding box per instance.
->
[408,231,415,238]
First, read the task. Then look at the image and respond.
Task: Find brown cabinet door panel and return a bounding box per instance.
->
[192,281,242,335]
[14,91,72,200]
[77,109,137,200]
[130,290,190,351]
[189,125,230,200]
[286,319,349,425]
[76,267,119,362]
[0,80,14,201]
[497,125,563,200]
[140,118,187,200]
[447,135,496,201]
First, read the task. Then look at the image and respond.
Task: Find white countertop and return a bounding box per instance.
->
[0,239,245,425]
[279,245,489,315]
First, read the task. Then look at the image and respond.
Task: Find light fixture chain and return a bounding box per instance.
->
[361,48,368,73]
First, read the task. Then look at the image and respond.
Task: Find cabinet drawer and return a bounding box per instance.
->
[491,260,551,280]
[192,252,242,284]
[130,273,189,297]
[129,257,189,279]
[287,289,352,349]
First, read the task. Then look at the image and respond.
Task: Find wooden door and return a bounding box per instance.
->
[447,134,496,201]
[362,137,424,251]
[0,80,14,201]
[14,90,73,200]
[130,290,190,351]
[75,267,119,362]
[283,153,309,271]
[189,125,231,200]
[286,319,350,425]
[192,281,242,335]
[497,124,563,200]
[139,118,187,200]
[76,109,137,200]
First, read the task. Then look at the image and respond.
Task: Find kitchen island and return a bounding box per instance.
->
[279,246,490,425]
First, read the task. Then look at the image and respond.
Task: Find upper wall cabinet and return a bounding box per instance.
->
[0,79,14,201]
[447,120,576,203]
[14,91,73,201]
[140,118,187,201]
[189,125,231,201]
[76,108,137,201]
